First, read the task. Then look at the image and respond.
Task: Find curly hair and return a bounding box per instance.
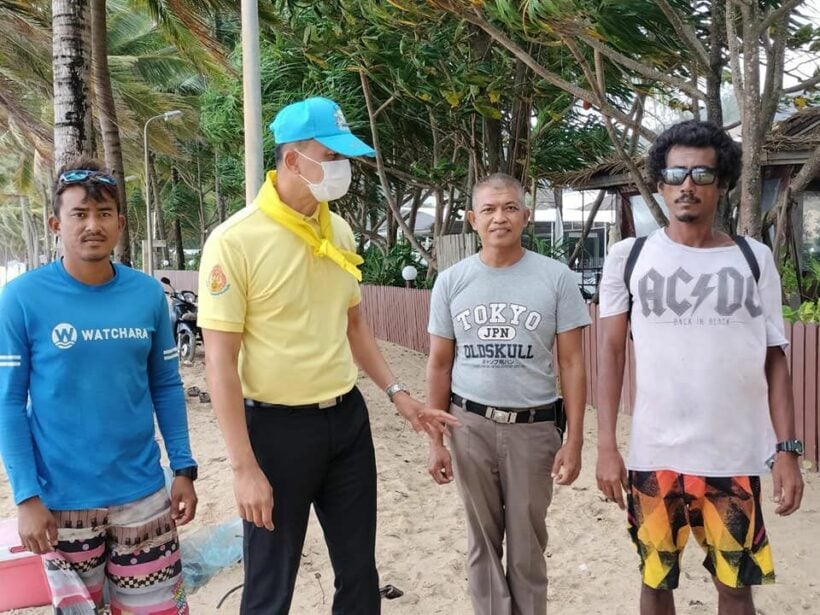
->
[646,120,742,190]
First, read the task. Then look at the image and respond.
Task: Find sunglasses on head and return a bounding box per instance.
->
[58,170,117,187]
[660,166,718,186]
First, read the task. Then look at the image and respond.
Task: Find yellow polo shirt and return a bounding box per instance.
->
[197,174,361,405]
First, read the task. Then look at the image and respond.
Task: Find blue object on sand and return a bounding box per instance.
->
[180,518,243,591]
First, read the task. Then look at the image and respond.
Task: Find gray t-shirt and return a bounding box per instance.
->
[428,250,591,407]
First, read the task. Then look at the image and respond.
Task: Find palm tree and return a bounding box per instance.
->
[91,0,131,263]
[52,0,94,166]
[0,0,230,267]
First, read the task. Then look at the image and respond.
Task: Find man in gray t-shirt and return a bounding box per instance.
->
[426,173,590,615]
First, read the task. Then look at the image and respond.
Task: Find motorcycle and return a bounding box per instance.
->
[161,277,201,364]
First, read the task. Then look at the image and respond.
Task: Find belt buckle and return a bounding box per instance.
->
[317,398,337,410]
[486,407,514,424]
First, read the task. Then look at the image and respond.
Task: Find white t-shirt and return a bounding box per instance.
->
[599,230,787,476]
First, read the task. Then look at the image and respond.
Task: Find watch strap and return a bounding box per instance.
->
[173,466,198,481]
[775,440,804,455]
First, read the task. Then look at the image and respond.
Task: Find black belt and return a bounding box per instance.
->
[245,390,352,412]
[451,393,556,424]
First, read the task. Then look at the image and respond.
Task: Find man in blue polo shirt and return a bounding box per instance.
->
[0,159,198,614]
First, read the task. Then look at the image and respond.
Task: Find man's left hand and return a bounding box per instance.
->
[392,393,460,437]
[551,440,582,486]
[772,453,803,516]
[170,477,198,526]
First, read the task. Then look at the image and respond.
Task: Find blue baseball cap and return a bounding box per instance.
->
[270,97,376,157]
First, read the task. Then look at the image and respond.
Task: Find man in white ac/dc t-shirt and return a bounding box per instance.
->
[596,120,804,615]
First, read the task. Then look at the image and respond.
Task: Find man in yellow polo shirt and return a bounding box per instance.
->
[197,97,457,615]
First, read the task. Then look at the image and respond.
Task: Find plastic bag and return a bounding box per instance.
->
[180,518,244,591]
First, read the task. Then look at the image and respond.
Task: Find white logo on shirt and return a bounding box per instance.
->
[51,323,150,349]
[51,323,78,349]
[454,303,542,332]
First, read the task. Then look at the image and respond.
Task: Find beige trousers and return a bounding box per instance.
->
[449,403,563,615]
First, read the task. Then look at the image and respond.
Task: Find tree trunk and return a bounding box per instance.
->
[705,1,725,125]
[507,59,530,181]
[407,188,422,235]
[42,186,52,262]
[360,71,434,265]
[483,116,502,173]
[148,155,169,265]
[20,197,30,269]
[52,0,93,168]
[568,190,606,268]
[173,217,184,269]
[90,0,131,265]
[215,149,227,223]
[736,2,763,238]
[171,166,185,269]
[195,154,208,248]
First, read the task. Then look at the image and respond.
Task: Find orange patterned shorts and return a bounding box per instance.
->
[627,470,775,590]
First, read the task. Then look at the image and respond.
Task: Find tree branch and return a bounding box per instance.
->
[783,73,820,94]
[567,190,606,268]
[790,143,820,196]
[760,9,789,138]
[726,1,745,117]
[653,0,710,68]
[757,0,806,37]
[461,6,657,142]
[577,32,706,102]
[601,110,668,228]
[359,70,435,265]
[564,37,665,226]
[374,95,396,118]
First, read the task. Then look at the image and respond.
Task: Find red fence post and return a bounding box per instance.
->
[802,325,818,471]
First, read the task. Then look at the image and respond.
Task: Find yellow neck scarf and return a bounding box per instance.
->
[254,171,363,281]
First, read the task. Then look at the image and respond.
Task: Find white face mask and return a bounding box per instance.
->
[297,152,352,202]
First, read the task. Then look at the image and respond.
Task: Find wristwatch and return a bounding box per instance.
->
[775,440,804,456]
[385,382,409,402]
[173,466,198,481]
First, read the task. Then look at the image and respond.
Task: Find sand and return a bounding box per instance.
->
[2,341,819,614]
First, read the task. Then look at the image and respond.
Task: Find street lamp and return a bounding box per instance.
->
[143,110,183,276]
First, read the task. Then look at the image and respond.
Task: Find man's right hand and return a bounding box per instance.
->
[233,464,275,531]
[18,497,58,554]
[427,442,454,485]
[596,446,628,510]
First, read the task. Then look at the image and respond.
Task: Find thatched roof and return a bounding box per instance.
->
[549,157,642,190]
[765,106,820,152]
[551,108,820,190]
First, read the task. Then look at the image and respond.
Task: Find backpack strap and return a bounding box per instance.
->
[624,236,648,305]
[624,236,648,334]
[732,235,760,284]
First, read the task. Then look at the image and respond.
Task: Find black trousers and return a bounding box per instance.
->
[240,387,380,615]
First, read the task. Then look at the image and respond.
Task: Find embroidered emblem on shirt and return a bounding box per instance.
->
[207,264,231,296]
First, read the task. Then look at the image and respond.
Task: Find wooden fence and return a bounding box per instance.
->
[360,285,820,471]
[154,273,820,470]
[154,269,198,291]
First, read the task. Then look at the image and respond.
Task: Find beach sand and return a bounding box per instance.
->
[2,341,819,614]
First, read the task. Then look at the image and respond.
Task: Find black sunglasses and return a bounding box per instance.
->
[660,166,718,186]
[58,169,117,187]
